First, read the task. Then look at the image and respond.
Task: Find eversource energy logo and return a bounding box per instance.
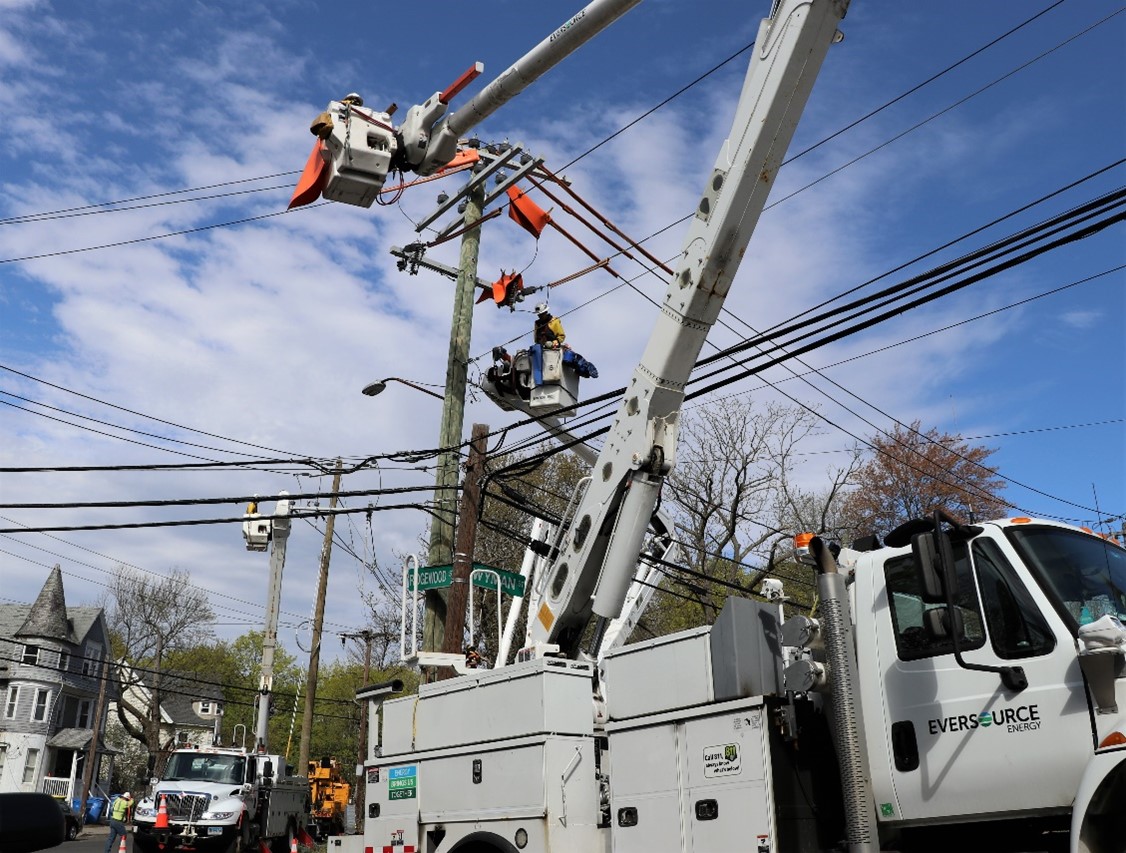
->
[927,703,1041,735]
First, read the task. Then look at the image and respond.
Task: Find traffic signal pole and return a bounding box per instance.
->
[422,182,485,653]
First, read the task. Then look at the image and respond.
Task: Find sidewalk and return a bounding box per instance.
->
[78,820,110,838]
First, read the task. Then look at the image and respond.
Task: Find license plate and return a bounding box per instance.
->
[208,827,223,836]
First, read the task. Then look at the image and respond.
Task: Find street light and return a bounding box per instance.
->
[361,377,445,401]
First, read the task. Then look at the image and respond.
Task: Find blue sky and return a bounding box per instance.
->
[0,0,1123,661]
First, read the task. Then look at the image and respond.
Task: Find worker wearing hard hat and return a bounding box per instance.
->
[533,302,565,349]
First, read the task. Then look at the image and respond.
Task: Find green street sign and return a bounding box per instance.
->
[407,565,454,591]
[407,563,526,597]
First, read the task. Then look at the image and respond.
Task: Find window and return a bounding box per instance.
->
[31,689,51,723]
[885,544,985,661]
[82,644,102,676]
[972,538,1055,659]
[58,650,70,672]
[199,701,212,715]
[1007,526,1126,629]
[4,686,19,719]
[76,699,93,729]
[21,645,39,666]
[22,748,40,786]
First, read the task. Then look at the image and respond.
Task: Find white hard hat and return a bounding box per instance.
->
[534,302,549,315]
[122,792,132,799]
[342,92,364,105]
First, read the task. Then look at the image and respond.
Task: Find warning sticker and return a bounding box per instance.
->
[702,743,742,778]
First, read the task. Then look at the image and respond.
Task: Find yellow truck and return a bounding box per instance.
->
[307,758,350,840]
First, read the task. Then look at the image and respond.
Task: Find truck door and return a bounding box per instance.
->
[872,532,1091,823]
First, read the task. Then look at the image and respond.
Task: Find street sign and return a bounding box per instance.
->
[407,563,526,596]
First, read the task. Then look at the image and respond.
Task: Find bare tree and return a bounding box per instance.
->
[106,567,215,765]
[839,420,1008,537]
[645,397,857,634]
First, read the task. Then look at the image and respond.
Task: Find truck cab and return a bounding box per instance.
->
[848,518,1126,850]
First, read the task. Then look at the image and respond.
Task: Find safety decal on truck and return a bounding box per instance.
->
[382,828,414,852]
[702,743,742,778]
[388,765,417,800]
[367,767,380,783]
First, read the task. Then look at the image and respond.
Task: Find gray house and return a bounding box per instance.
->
[0,565,119,800]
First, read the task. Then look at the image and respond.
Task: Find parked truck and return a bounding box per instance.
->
[314,0,1126,850]
[133,745,309,853]
[130,497,312,852]
[349,516,1124,853]
[308,757,351,839]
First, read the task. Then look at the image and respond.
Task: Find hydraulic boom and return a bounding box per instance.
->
[530,0,851,656]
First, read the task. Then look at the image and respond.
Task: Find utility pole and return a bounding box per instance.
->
[298,461,342,774]
[79,655,109,810]
[423,181,486,652]
[340,629,375,834]
[440,424,489,679]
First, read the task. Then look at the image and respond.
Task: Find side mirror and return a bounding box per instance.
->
[911,526,959,603]
[262,759,273,780]
[911,532,946,603]
[245,760,255,784]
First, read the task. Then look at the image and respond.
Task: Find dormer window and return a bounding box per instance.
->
[21,645,39,666]
[199,700,212,715]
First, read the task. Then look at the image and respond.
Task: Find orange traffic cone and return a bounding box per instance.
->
[154,794,169,830]
[119,835,127,853]
[290,835,298,853]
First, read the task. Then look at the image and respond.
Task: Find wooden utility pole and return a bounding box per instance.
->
[440,423,489,678]
[298,461,342,775]
[423,182,486,653]
[79,656,109,810]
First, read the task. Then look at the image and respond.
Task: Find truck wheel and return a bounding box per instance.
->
[270,823,296,853]
[225,821,251,853]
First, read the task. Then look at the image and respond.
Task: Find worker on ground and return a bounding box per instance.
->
[533,302,565,349]
[104,791,132,853]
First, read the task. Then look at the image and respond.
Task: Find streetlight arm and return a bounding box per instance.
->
[362,377,445,401]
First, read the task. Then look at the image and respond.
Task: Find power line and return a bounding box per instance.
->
[0,503,432,535]
[0,484,452,511]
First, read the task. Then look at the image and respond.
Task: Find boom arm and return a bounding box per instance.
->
[530,0,850,656]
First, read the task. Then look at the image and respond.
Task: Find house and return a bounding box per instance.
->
[110,665,225,754]
[0,565,119,801]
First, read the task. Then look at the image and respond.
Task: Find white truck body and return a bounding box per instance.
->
[330,519,1125,853]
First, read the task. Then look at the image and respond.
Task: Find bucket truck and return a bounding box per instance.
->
[318,0,1125,851]
[133,496,311,852]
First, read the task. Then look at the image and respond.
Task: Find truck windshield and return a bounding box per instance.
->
[1006,526,1126,630]
[162,753,246,785]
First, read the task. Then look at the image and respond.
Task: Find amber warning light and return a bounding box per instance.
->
[793,533,816,566]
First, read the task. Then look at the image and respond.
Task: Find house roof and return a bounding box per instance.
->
[0,570,108,680]
[47,728,123,754]
[134,670,224,727]
[15,565,72,641]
